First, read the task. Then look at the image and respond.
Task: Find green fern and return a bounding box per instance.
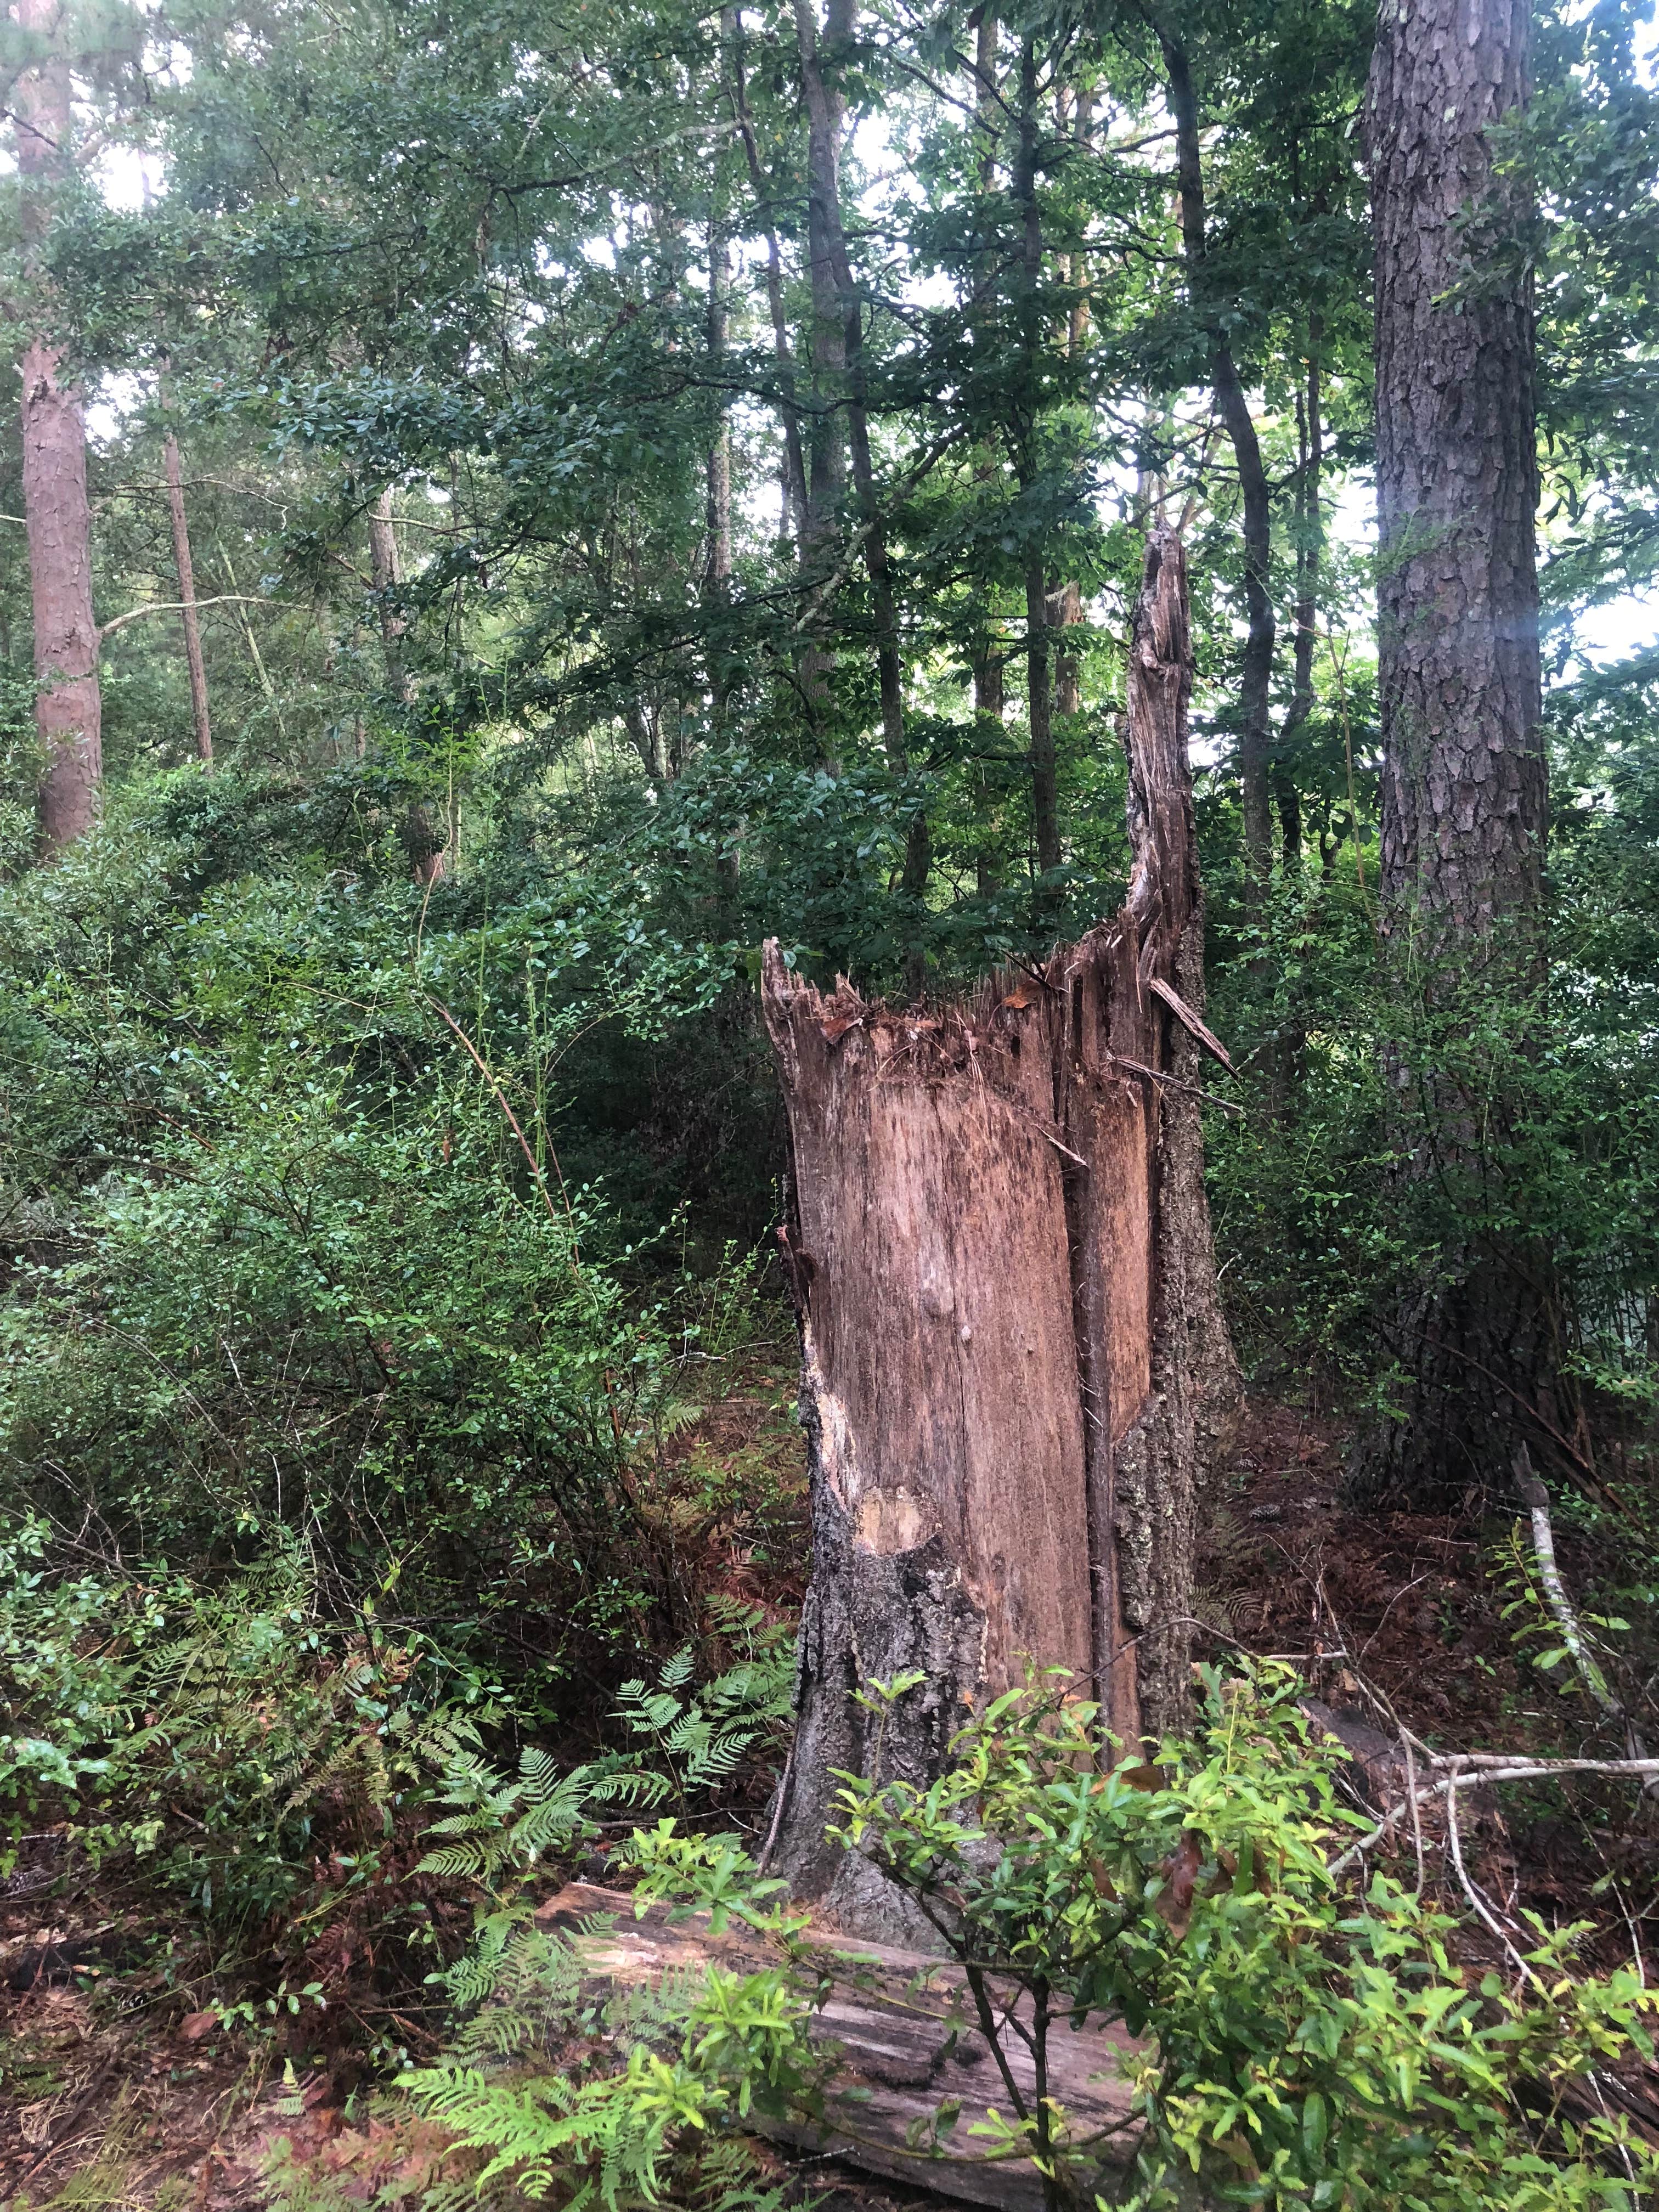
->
[414,1616,792,1896]
[610,1610,792,1810]
[416,1747,607,1888]
[402,1920,805,2211]
[403,2045,716,2206]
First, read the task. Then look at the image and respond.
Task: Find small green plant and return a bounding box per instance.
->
[394,1912,806,2210]
[413,1607,791,1898]
[414,1749,651,1897]
[0,1520,497,1926]
[610,1601,793,1812]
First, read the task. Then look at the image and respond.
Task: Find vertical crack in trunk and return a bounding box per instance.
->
[761,531,1239,1934]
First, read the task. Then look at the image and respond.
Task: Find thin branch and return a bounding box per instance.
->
[99,593,291,641]
[1330,1754,1659,1876]
[1443,1759,1545,1993]
[426,998,582,1272]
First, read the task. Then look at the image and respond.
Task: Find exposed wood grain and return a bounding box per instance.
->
[762,530,1240,1939]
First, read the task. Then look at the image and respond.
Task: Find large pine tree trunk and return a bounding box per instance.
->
[16,0,102,851]
[1355,0,1555,1503]
[761,531,1240,1936]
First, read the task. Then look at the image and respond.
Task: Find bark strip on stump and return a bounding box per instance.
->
[761,528,1239,1933]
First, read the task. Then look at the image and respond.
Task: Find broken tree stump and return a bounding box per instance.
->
[761,529,1241,1932]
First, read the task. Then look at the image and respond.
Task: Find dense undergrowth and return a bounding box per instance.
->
[4,772,1659,2209]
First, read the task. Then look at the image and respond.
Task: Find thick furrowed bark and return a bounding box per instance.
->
[762,531,1239,1931]
[1353,0,1555,1505]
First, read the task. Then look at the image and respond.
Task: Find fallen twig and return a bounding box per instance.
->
[1330,1754,1659,1877]
[1516,1446,1658,1797]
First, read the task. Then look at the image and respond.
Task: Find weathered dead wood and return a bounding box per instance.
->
[534,1883,1142,2211]
[761,530,1240,1934]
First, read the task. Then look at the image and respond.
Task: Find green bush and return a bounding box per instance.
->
[0,1519,500,1929]
[416,1664,1658,2212]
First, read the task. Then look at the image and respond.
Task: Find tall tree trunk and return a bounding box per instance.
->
[160,376,212,766]
[730,16,809,548]
[1026,552,1060,877]
[367,486,410,700]
[706,236,733,597]
[794,0,850,553]
[705,181,735,736]
[1048,82,1093,721]
[1277,327,1321,868]
[973,643,1005,898]
[16,0,102,850]
[1160,33,1274,906]
[969,2,1006,909]
[789,0,851,741]
[761,528,1239,1935]
[1353,0,1554,1503]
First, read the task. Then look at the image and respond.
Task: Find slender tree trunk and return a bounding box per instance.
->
[1160,33,1274,906]
[706,239,733,596]
[969,0,1006,906]
[1353,0,1555,1504]
[794,0,850,554]
[1048,83,1092,721]
[760,528,1239,1934]
[213,526,285,738]
[973,645,1005,898]
[796,0,928,976]
[1277,328,1322,867]
[159,376,212,765]
[16,0,102,850]
[705,178,735,735]
[1011,42,1061,887]
[369,488,445,885]
[705,116,742,925]
[730,20,809,547]
[789,0,853,740]
[367,486,410,699]
[1026,554,1060,877]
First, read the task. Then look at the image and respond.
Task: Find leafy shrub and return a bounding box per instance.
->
[0,1517,498,1935]
[542,1664,1659,2212]
[831,1662,1659,2209]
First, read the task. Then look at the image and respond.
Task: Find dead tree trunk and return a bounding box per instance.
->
[761,529,1239,1935]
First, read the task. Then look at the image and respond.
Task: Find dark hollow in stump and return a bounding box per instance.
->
[761,529,1241,1933]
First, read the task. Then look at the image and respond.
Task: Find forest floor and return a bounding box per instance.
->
[4,1375,1655,2209]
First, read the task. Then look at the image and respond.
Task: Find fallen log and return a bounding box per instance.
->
[534,1882,1144,2211]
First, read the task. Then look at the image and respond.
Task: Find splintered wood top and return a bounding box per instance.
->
[534,1883,1144,2211]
